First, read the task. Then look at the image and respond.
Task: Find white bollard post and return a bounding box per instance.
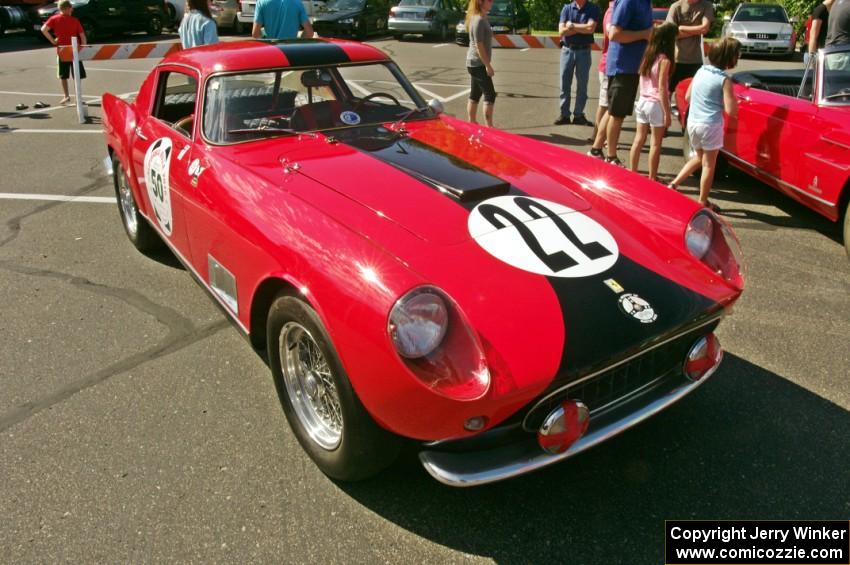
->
[71,37,87,124]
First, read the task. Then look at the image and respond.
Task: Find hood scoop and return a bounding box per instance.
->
[340,131,511,203]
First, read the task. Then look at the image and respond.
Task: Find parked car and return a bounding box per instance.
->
[388,0,462,41]
[34,0,168,41]
[237,0,326,29]
[164,0,184,29]
[211,0,246,33]
[721,2,796,58]
[101,38,744,486]
[312,0,391,39]
[455,0,529,45]
[676,45,850,258]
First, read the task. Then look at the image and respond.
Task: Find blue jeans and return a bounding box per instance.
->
[559,46,591,119]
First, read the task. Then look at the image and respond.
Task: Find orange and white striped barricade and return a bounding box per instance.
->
[492,34,604,50]
[60,38,182,123]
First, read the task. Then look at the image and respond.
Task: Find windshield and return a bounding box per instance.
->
[321,0,365,11]
[203,62,432,143]
[821,51,850,104]
[399,0,438,6]
[491,0,513,16]
[733,5,788,23]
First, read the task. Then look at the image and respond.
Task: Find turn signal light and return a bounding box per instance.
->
[537,400,589,454]
[683,333,723,382]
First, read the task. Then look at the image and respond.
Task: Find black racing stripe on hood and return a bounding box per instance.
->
[339,132,511,207]
[341,129,719,377]
[268,39,350,67]
[547,256,717,380]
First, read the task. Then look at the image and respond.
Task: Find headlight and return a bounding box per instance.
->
[491,25,509,32]
[388,286,490,400]
[340,17,354,24]
[778,33,792,40]
[685,210,746,288]
[389,289,448,359]
[456,22,466,32]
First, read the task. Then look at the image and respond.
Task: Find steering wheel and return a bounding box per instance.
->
[173,115,194,136]
[354,92,401,110]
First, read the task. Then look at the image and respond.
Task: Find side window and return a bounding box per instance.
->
[153,71,198,138]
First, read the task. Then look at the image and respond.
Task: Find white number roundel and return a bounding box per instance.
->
[143,137,174,236]
[468,196,618,278]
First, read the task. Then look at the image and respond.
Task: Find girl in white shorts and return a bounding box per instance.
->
[629,23,677,181]
[669,37,742,212]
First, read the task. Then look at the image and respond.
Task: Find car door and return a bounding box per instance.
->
[129,67,199,260]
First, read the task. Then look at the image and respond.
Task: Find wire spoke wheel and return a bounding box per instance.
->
[115,161,138,237]
[279,321,343,450]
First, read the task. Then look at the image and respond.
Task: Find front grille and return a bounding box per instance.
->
[521,323,712,432]
[747,33,777,40]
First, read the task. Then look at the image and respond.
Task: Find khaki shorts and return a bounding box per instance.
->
[598,72,609,107]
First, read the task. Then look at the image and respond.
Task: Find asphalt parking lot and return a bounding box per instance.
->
[1,28,848,563]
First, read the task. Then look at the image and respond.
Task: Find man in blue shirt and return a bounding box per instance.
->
[602,0,652,165]
[252,0,314,40]
[555,0,600,126]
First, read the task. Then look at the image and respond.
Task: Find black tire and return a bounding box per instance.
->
[165,3,177,28]
[266,294,400,481]
[147,15,163,36]
[232,15,244,34]
[112,154,162,252]
[436,22,448,41]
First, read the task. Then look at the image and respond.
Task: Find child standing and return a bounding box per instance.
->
[178,0,219,49]
[41,0,87,106]
[465,0,496,127]
[629,22,677,181]
[669,37,741,212]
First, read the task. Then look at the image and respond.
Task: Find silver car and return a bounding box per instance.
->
[211,0,246,33]
[722,3,797,58]
[389,0,463,41]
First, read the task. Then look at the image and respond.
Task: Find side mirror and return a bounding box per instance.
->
[790,16,799,24]
[428,98,444,115]
[723,14,731,22]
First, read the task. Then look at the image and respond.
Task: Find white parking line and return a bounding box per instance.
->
[521,48,530,52]
[0,129,102,134]
[441,89,472,103]
[432,43,450,48]
[0,193,115,203]
[0,90,100,99]
[2,104,73,119]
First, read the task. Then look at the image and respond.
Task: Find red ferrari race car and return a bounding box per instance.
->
[103,39,744,486]
[676,44,850,258]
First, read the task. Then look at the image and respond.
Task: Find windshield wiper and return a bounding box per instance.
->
[227,126,318,138]
[389,106,428,135]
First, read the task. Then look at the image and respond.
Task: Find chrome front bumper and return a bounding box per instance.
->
[419,371,713,487]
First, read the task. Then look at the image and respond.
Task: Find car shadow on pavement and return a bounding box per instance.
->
[340,353,850,563]
[677,170,844,247]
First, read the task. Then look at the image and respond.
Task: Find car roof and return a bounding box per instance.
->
[162,39,391,76]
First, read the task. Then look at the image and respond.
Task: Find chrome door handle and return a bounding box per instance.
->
[135,127,147,141]
[736,94,750,102]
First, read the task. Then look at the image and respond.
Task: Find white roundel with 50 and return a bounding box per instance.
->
[468,195,618,278]
[143,137,173,236]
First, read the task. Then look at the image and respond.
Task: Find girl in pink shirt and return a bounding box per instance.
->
[628,22,677,181]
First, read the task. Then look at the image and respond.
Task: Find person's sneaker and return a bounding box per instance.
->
[605,155,624,167]
[587,147,605,159]
[553,115,570,125]
[59,97,71,106]
[571,114,592,126]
